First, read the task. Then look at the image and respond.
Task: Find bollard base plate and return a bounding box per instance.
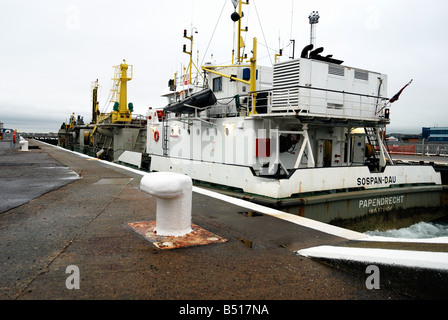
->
[128,221,227,250]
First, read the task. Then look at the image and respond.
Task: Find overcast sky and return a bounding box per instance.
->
[1,0,447,133]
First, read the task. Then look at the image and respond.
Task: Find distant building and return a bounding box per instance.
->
[422,127,448,143]
[386,133,421,144]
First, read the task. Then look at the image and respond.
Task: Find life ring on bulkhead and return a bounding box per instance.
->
[154,130,160,142]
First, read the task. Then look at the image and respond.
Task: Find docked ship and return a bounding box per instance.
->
[58,60,148,167]
[59,1,446,229]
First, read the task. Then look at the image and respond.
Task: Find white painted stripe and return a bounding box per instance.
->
[192,186,365,240]
[46,142,148,176]
[39,141,365,240]
[297,245,448,270]
[39,141,448,243]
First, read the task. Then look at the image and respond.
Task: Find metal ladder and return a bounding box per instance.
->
[364,126,393,168]
[162,119,169,156]
[364,127,381,158]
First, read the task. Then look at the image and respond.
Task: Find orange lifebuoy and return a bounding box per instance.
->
[154,131,160,141]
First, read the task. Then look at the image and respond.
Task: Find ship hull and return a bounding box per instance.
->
[149,154,441,198]
[148,153,447,227]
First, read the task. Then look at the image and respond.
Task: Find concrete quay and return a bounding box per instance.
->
[0,140,447,306]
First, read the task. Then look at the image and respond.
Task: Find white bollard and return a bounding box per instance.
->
[140,172,193,237]
[19,139,28,151]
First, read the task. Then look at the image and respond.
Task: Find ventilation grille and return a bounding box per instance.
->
[328,65,345,77]
[355,70,369,81]
[272,59,301,109]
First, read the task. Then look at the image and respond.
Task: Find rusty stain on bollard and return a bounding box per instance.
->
[128,221,227,250]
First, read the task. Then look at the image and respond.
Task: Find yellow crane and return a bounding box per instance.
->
[95,60,134,124]
[90,60,134,144]
[110,59,133,123]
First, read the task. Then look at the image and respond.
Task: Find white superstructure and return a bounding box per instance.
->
[145,2,441,200]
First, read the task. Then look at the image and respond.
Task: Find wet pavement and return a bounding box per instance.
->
[0,140,414,306]
[0,142,79,213]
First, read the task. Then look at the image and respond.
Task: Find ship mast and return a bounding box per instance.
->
[91,79,99,124]
[202,0,258,114]
[183,29,194,85]
[182,27,205,88]
[231,0,249,64]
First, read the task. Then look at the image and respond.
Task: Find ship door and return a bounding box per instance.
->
[317,139,333,167]
[323,140,332,167]
[352,134,365,164]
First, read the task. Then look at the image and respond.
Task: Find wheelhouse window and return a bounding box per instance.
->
[213,77,222,92]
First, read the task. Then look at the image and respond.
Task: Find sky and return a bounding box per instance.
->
[1,0,447,133]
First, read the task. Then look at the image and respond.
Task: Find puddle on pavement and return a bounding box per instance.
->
[238,211,264,217]
[94,178,134,185]
[237,237,253,248]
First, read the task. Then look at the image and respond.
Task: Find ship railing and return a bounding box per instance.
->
[185,85,388,123]
[386,142,448,157]
[131,114,148,126]
[267,84,388,122]
[212,88,385,120]
[0,129,16,154]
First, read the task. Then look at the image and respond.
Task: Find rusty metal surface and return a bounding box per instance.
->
[128,221,227,249]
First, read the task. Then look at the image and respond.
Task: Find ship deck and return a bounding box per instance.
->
[1,140,447,307]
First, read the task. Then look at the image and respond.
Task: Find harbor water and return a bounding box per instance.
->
[365,216,448,239]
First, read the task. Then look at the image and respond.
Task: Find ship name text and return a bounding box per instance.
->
[359,195,405,209]
[357,175,397,186]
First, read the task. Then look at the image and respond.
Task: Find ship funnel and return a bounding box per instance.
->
[310,47,324,58]
[301,44,314,58]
